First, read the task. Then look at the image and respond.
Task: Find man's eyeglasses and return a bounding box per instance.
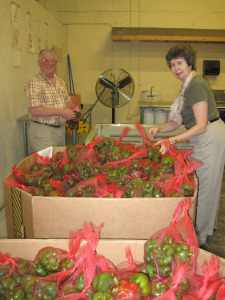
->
[40,59,57,64]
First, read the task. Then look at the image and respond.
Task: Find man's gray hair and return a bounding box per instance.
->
[38,49,57,61]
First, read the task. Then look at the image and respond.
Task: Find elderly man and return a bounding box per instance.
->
[24,48,79,152]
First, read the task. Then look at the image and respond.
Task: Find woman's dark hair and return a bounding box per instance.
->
[165,43,196,70]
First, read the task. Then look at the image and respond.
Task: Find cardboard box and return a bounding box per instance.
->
[0,239,224,277]
[4,147,197,239]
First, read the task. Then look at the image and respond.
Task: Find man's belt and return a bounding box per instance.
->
[32,121,62,128]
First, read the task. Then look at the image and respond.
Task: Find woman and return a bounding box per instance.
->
[149,43,225,246]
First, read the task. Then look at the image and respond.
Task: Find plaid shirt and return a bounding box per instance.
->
[24,72,71,125]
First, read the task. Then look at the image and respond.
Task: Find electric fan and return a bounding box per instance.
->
[95,68,135,123]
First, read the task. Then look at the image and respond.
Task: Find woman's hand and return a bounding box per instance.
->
[155,139,169,154]
[148,127,160,140]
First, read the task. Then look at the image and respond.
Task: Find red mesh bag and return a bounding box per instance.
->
[111,247,151,300]
[89,245,145,300]
[0,254,34,298]
[4,177,45,196]
[71,139,102,181]
[150,139,201,197]
[12,166,42,186]
[32,247,75,279]
[61,175,77,194]
[93,137,116,165]
[121,177,145,198]
[10,277,60,299]
[50,150,66,163]
[32,151,52,164]
[58,223,105,299]
[64,178,99,197]
[137,158,156,178]
[115,126,139,159]
[143,199,199,284]
[134,122,155,147]
[154,154,175,177]
[31,152,63,181]
[151,260,195,300]
[102,140,146,163]
[47,180,65,196]
[64,145,82,162]
[115,127,130,146]
[103,147,149,173]
[133,180,164,198]
[192,255,225,299]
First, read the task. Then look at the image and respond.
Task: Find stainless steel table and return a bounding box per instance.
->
[17,104,93,157]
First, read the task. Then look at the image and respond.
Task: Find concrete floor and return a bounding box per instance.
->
[1,130,224,259]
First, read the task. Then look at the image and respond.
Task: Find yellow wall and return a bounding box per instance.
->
[43,0,225,125]
[0,0,68,207]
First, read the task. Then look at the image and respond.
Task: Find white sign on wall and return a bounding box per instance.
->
[26,12,34,53]
[11,2,20,66]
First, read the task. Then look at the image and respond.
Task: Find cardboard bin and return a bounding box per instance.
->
[0,239,224,277]
[4,147,197,239]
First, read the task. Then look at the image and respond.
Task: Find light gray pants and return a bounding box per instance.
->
[28,121,66,152]
[190,119,225,245]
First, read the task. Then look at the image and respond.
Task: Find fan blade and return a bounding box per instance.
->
[99,76,115,89]
[118,89,132,101]
[117,76,132,89]
[112,90,120,107]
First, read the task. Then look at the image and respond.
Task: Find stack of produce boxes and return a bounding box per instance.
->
[2,122,225,298]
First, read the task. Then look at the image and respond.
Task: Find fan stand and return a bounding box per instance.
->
[82,88,106,124]
[112,108,115,124]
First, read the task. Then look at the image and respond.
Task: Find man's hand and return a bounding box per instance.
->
[61,108,76,120]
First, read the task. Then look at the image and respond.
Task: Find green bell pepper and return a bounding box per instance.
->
[93,291,114,300]
[37,247,64,272]
[142,262,158,281]
[74,273,86,292]
[0,277,19,297]
[151,282,169,298]
[129,273,152,297]
[159,264,172,278]
[174,243,193,262]
[60,257,75,271]
[24,278,58,300]
[92,272,115,292]
[32,262,47,277]
[8,288,25,300]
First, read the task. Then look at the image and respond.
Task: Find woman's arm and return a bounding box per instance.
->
[148,116,182,140]
[167,101,208,145]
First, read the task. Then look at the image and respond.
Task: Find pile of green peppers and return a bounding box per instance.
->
[32,247,75,277]
[11,135,197,198]
[0,259,33,299]
[91,272,152,299]
[143,235,193,280]
[8,278,59,300]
